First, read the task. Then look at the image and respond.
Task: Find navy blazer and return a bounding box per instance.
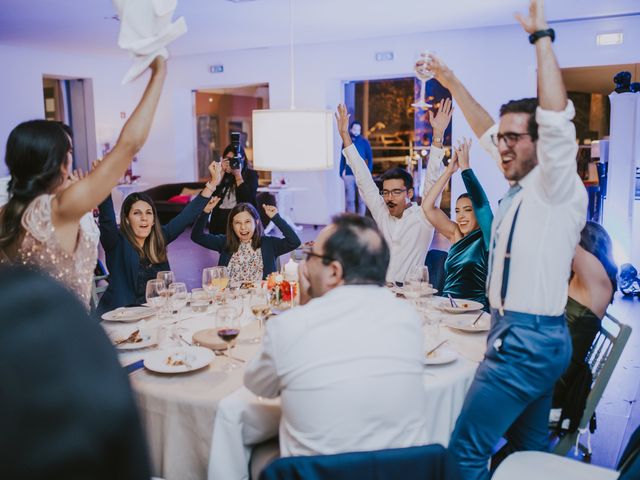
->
[97,194,209,314]
[190,211,301,278]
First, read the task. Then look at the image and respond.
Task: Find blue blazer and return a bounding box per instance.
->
[190,212,301,278]
[97,194,209,314]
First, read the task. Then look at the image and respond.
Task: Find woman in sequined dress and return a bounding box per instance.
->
[0,57,166,306]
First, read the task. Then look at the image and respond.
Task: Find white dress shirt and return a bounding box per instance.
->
[244,285,429,457]
[343,144,444,284]
[479,101,587,316]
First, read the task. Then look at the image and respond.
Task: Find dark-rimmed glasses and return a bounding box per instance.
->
[491,132,532,148]
[301,248,334,263]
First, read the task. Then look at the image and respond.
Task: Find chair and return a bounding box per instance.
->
[259,444,461,480]
[552,313,632,458]
[425,249,448,294]
[493,424,640,480]
[90,273,109,311]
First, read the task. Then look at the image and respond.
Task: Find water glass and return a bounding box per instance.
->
[145,279,166,317]
[190,288,210,313]
[168,282,188,314]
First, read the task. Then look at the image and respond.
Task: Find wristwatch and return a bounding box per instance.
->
[432,136,443,144]
[529,28,555,44]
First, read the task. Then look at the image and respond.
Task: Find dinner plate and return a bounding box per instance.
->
[113,329,156,350]
[102,306,155,322]
[144,346,215,374]
[436,298,484,314]
[424,346,459,365]
[444,312,491,332]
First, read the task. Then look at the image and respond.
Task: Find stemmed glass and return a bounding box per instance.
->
[249,289,271,343]
[203,267,229,304]
[168,282,188,316]
[156,271,175,317]
[145,279,166,319]
[216,306,241,370]
[411,50,435,109]
[404,265,431,301]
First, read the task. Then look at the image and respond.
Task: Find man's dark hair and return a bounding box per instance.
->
[380,168,413,190]
[350,120,362,129]
[499,97,539,141]
[322,214,389,286]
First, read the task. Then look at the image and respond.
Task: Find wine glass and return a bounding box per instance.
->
[156,271,175,316]
[203,267,229,304]
[248,289,271,344]
[145,279,166,318]
[411,50,435,109]
[216,305,241,370]
[404,265,431,297]
[168,282,188,316]
[414,297,441,347]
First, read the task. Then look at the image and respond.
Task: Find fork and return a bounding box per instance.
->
[471,311,484,327]
[448,294,459,308]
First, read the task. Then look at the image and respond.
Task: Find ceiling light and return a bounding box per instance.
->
[596,32,623,46]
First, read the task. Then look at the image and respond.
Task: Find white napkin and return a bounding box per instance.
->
[113,0,187,84]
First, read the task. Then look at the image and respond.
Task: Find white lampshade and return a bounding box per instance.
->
[252,109,334,171]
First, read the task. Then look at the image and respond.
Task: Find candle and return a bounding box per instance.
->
[283,258,298,281]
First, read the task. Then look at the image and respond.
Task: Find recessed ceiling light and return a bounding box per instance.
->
[596,32,623,46]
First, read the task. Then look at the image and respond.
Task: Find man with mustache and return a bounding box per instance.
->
[335,99,452,284]
[426,1,588,478]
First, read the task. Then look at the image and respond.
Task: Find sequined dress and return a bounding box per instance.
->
[1,194,99,306]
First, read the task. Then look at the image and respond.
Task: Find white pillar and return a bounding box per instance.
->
[605,92,640,266]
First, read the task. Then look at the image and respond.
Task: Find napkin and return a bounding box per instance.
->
[113,0,187,84]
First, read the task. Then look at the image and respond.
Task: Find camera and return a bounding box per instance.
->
[229,132,244,170]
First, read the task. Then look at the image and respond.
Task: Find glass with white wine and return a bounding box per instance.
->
[249,289,271,343]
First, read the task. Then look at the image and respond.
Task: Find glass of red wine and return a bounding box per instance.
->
[216,305,241,370]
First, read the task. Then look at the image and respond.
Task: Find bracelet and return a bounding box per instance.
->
[432,136,442,144]
[205,181,216,191]
[529,28,555,45]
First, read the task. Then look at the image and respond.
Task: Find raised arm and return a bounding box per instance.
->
[422,152,460,242]
[426,55,494,139]
[262,206,302,256]
[516,0,581,204]
[422,98,452,194]
[190,200,227,252]
[52,57,166,225]
[97,195,120,252]
[335,104,386,219]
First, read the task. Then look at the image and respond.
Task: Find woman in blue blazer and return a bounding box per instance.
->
[191,201,301,282]
[97,166,218,314]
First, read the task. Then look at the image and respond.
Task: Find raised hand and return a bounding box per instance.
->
[445,152,459,176]
[335,104,352,145]
[454,137,472,171]
[515,0,548,34]
[208,160,222,186]
[203,196,221,214]
[428,97,453,139]
[262,204,278,219]
[425,54,455,90]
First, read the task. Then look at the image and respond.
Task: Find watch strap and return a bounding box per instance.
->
[529,28,555,44]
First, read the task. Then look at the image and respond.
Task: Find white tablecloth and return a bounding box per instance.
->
[103,306,488,480]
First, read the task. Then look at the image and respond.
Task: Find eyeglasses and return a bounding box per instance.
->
[491,132,532,148]
[380,188,407,197]
[301,248,334,263]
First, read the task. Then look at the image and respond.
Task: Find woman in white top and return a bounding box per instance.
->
[0,57,166,306]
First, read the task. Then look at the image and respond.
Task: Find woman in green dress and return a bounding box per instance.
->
[422,138,493,309]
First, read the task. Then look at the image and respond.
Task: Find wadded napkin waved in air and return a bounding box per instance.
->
[113,0,187,84]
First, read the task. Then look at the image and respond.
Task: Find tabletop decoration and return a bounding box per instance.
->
[263,272,298,309]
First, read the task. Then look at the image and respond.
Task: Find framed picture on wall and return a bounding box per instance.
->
[197,115,219,179]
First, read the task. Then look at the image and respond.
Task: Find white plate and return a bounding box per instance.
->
[390,285,438,298]
[436,298,484,314]
[424,346,458,365]
[444,312,490,332]
[144,346,214,374]
[113,329,157,350]
[102,306,155,322]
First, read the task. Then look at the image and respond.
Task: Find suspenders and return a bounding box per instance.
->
[499,202,523,316]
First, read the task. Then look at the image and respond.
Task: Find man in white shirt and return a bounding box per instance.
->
[244,214,429,457]
[426,1,587,479]
[335,100,452,284]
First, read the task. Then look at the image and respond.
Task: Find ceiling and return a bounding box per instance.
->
[1,0,639,57]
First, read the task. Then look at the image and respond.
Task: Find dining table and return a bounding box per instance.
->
[102,296,490,480]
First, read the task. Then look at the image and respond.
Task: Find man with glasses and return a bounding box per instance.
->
[425,1,587,479]
[244,214,428,458]
[335,100,452,285]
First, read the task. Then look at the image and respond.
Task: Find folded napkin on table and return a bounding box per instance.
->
[113,0,187,83]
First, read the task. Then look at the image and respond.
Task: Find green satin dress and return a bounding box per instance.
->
[441,169,493,309]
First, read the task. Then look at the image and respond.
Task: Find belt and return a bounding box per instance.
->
[491,308,565,327]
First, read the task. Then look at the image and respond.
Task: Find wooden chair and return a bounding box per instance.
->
[552,312,632,458]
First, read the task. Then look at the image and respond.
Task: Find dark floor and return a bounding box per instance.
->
[168,225,640,470]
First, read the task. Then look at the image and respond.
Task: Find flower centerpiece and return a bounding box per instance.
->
[263,272,298,308]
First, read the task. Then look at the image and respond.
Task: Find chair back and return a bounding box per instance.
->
[553,312,632,456]
[259,444,461,480]
[90,274,109,312]
[425,249,448,294]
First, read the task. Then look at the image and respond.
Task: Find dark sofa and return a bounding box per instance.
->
[141,182,206,225]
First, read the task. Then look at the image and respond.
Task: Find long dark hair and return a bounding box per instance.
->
[580,221,618,302]
[225,203,262,254]
[120,192,168,264]
[0,120,70,253]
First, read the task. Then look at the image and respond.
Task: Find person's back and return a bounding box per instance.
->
[267,284,427,456]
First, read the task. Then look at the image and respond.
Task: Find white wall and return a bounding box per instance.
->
[1,14,639,225]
